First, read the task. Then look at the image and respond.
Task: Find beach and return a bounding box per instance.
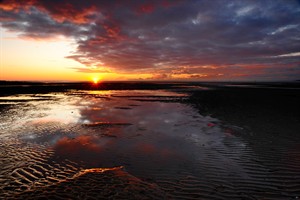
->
[0,82,299,199]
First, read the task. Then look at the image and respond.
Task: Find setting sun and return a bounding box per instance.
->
[92,77,100,84]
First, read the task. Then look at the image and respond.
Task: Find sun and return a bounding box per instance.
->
[92,76,100,84]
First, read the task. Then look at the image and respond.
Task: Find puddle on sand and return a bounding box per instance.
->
[0,90,299,199]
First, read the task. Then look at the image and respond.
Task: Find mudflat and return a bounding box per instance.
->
[0,82,299,199]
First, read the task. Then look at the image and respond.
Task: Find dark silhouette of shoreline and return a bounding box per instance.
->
[1,80,300,95]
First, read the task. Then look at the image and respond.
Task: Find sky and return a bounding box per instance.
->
[0,0,300,82]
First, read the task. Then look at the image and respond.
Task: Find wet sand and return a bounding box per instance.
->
[0,82,300,199]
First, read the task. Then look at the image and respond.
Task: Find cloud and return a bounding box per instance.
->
[1,0,300,80]
[275,52,300,58]
[72,67,111,73]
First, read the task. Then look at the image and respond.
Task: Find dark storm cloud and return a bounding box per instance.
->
[0,7,81,38]
[1,0,300,80]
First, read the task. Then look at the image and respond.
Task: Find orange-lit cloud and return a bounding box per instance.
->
[41,5,96,24]
[0,0,35,11]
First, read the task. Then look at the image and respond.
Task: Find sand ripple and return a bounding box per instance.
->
[8,166,166,199]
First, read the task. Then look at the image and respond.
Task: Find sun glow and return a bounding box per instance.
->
[92,76,100,84]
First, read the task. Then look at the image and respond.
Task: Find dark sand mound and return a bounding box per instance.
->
[12,167,166,200]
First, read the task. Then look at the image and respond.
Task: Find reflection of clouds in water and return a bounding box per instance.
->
[9,90,249,176]
[55,136,103,154]
[131,140,180,162]
[77,90,244,148]
[20,94,83,125]
[134,143,177,158]
[54,135,113,163]
[76,91,248,164]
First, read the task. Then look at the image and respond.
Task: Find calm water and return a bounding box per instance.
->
[0,90,299,199]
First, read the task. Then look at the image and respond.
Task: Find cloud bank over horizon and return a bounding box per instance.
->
[1,0,300,81]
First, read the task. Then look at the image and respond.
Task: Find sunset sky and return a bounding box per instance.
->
[1,0,300,82]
